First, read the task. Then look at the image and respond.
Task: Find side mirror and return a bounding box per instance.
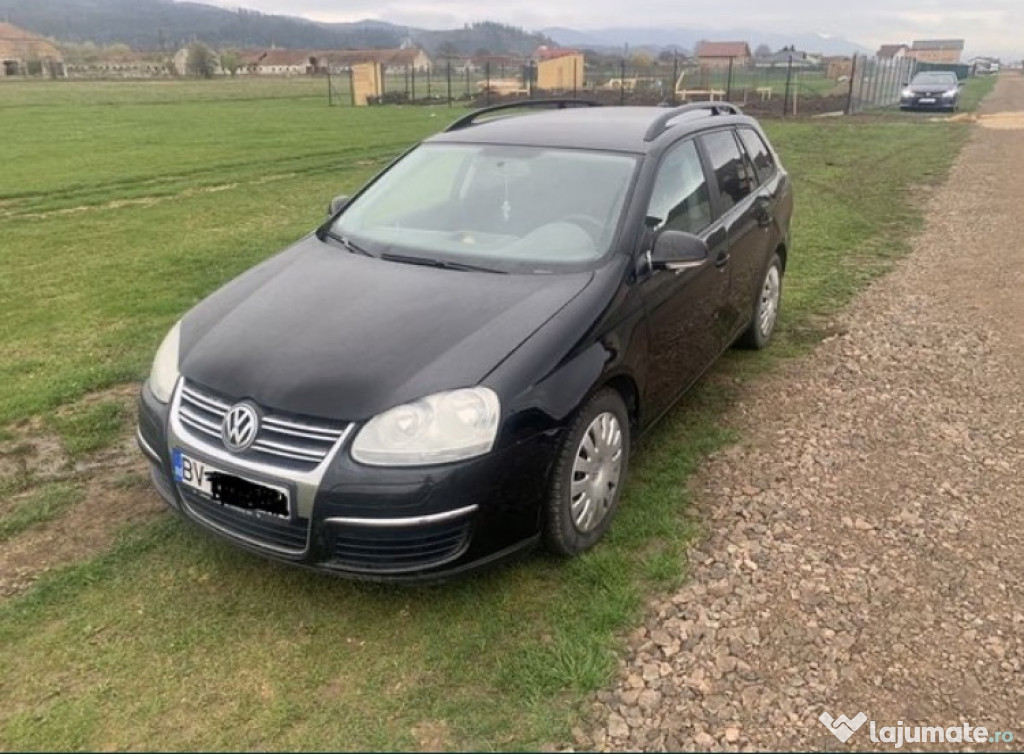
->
[327,194,349,216]
[648,230,709,272]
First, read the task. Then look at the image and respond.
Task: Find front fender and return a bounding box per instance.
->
[484,259,648,449]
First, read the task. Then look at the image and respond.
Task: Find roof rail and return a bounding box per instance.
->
[444,98,603,132]
[643,101,744,142]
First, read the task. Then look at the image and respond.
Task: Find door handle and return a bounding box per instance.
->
[715,252,730,269]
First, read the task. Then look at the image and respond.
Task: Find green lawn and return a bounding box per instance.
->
[0,79,975,750]
[957,74,998,112]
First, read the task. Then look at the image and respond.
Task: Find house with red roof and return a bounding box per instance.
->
[695,41,752,69]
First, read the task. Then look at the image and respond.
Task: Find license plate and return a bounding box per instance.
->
[172,449,290,518]
[919,98,936,103]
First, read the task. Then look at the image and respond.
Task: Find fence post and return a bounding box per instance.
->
[887,58,898,106]
[868,57,876,107]
[485,61,491,106]
[726,56,734,101]
[671,53,678,106]
[872,58,883,107]
[845,54,858,114]
[572,57,577,99]
[411,65,416,101]
[880,59,889,105]
[881,59,890,107]
[864,58,874,108]
[783,54,793,117]
[327,68,332,106]
[879,59,889,107]
[620,57,626,105]
[446,58,452,107]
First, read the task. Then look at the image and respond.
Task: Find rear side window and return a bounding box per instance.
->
[701,130,753,212]
[647,139,713,235]
[737,128,776,184]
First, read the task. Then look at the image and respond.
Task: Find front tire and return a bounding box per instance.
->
[740,253,783,349]
[544,389,630,556]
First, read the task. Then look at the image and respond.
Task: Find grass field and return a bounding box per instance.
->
[957,74,998,112]
[0,77,978,749]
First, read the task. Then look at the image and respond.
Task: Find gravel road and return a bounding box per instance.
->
[579,76,1024,750]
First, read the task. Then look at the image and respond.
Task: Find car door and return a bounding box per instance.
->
[698,128,772,336]
[637,137,730,420]
[735,126,785,321]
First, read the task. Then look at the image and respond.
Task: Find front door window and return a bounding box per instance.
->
[646,139,712,235]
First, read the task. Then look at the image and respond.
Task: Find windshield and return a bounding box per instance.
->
[331,143,639,272]
[912,72,957,86]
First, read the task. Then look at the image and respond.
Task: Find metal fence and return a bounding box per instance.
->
[844,54,919,114]
[326,63,504,107]
[324,54,927,116]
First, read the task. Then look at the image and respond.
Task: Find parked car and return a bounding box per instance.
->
[138,99,793,580]
[900,71,961,111]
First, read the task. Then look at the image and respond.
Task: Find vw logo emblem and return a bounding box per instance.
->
[221,403,259,452]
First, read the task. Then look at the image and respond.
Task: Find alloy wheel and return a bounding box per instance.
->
[759,266,781,338]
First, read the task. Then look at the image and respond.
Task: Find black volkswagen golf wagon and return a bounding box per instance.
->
[138,100,793,580]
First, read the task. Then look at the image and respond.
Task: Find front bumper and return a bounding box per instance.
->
[137,380,558,581]
[900,95,957,110]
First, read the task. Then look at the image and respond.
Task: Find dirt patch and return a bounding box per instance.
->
[0,382,166,599]
[0,469,165,599]
[976,110,1024,129]
[411,720,452,751]
[0,383,139,484]
[947,110,1024,129]
[0,434,67,493]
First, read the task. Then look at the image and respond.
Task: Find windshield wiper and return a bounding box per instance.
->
[380,252,507,274]
[320,228,376,257]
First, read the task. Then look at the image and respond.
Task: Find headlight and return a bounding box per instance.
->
[148,321,181,403]
[351,387,500,466]
[942,89,958,98]
[901,88,914,98]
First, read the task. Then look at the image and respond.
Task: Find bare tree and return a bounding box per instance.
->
[220,49,243,76]
[187,42,217,79]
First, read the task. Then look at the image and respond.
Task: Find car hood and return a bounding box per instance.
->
[179,236,594,421]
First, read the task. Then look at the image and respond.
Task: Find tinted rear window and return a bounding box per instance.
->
[702,130,752,212]
[737,128,776,185]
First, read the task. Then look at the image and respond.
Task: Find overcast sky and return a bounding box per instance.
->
[197,0,1021,57]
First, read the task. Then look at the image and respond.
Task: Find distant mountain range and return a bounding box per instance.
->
[0,0,869,57]
[0,0,552,55]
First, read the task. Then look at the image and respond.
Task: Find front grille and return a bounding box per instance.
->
[330,518,472,573]
[178,380,348,471]
[181,488,309,554]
